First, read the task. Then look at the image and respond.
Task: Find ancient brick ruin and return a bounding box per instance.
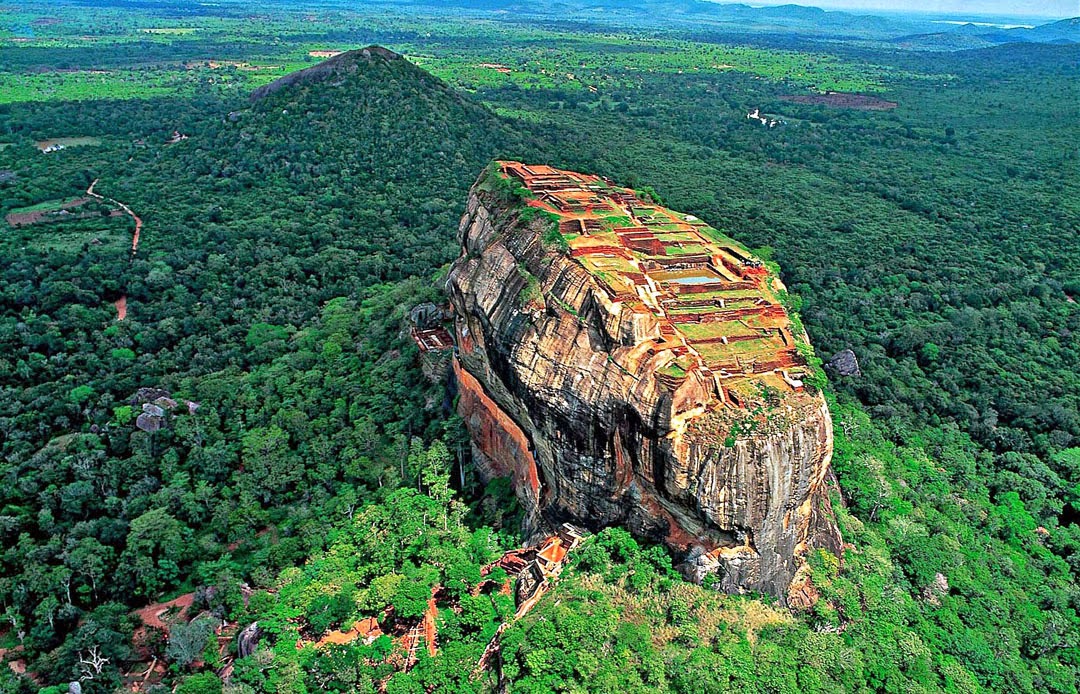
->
[501,161,809,405]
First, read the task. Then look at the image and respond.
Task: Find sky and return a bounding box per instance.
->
[738,0,1077,18]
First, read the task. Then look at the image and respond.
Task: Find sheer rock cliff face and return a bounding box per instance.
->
[447,172,842,602]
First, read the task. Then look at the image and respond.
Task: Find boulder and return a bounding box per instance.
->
[237,622,261,659]
[826,349,861,377]
[409,302,445,330]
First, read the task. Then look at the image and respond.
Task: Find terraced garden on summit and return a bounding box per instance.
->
[496,161,812,405]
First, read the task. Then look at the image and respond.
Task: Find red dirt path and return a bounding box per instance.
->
[134,592,194,631]
[87,178,142,256]
[423,596,437,657]
[88,179,142,320]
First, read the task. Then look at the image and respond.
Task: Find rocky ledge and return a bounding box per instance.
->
[447,162,842,602]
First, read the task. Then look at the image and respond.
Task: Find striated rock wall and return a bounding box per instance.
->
[448,167,842,601]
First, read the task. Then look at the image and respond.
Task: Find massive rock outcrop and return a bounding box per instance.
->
[448,162,842,601]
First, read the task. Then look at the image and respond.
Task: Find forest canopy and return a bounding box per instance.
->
[0,2,1077,692]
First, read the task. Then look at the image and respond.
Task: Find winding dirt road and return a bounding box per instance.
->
[87,179,142,320]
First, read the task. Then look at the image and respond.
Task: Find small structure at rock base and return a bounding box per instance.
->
[411,326,454,353]
[407,302,455,354]
[514,524,585,613]
[473,524,588,677]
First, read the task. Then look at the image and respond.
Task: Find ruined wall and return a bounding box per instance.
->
[447,179,842,602]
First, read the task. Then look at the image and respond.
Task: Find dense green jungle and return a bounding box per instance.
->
[0,1,1077,692]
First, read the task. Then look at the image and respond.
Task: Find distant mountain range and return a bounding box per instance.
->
[397,0,1078,49]
[894,16,1079,50]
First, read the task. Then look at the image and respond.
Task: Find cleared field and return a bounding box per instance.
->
[5,197,113,226]
[694,335,783,364]
[3,216,129,252]
[781,92,898,110]
[35,136,102,152]
[664,243,709,256]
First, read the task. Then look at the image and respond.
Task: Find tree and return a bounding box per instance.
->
[166,616,217,669]
[77,645,109,682]
[66,537,113,601]
[242,425,301,502]
[121,508,191,597]
[176,672,224,694]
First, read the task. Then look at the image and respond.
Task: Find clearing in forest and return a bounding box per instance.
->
[5,197,117,227]
[780,93,898,110]
[34,136,102,152]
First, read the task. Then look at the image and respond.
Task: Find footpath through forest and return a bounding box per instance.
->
[87,178,142,320]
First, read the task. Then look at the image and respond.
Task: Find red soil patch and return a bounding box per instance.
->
[115,295,127,321]
[780,93,898,110]
[135,593,194,631]
[311,617,384,648]
[3,646,40,685]
[423,596,437,658]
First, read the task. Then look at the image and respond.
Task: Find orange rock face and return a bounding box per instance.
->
[454,357,541,511]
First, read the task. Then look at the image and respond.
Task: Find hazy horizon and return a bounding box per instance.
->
[729,0,1076,19]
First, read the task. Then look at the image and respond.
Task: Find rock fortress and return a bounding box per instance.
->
[448,162,842,603]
